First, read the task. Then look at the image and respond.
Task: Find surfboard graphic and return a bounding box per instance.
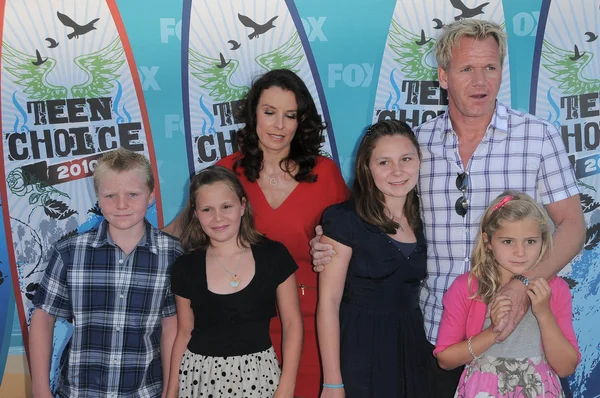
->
[182,0,337,176]
[532,1,600,395]
[0,0,160,377]
[0,196,13,388]
[372,0,511,126]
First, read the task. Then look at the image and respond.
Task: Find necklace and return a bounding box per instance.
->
[262,170,279,186]
[209,246,246,287]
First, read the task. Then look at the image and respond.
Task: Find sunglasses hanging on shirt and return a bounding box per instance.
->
[455,172,469,217]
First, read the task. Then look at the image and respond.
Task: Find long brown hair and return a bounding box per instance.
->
[469,191,553,303]
[235,69,326,183]
[179,166,262,252]
[353,119,422,234]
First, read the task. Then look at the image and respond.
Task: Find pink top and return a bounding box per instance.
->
[434,273,580,363]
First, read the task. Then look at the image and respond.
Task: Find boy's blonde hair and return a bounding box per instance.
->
[469,191,553,303]
[93,148,154,194]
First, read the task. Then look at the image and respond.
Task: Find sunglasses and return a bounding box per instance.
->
[455,172,469,217]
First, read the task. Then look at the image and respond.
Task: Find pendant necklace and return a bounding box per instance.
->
[263,170,279,186]
[209,246,246,288]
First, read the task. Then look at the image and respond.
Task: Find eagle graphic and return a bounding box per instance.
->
[188,32,304,103]
[2,36,125,100]
[387,19,438,82]
[541,40,600,96]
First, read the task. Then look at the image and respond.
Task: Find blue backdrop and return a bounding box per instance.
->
[0,0,598,396]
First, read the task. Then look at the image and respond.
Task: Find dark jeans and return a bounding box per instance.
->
[427,342,464,398]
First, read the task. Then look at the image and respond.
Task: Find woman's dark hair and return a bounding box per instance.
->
[353,119,423,234]
[180,166,262,252]
[234,69,326,183]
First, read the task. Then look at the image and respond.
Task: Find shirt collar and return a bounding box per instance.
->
[442,100,509,136]
[490,100,509,134]
[91,219,158,254]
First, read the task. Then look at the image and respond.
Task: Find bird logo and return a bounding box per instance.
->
[569,45,586,62]
[432,18,444,30]
[32,50,48,66]
[45,37,59,49]
[188,32,303,103]
[415,30,432,46]
[238,14,278,40]
[541,40,599,96]
[228,40,241,50]
[216,53,231,69]
[387,20,437,82]
[584,31,598,43]
[56,11,100,39]
[2,37,125,100]
[449,0,490,20]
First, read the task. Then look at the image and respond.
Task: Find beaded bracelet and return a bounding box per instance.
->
[323,383,344,388]
[467,336,483,360]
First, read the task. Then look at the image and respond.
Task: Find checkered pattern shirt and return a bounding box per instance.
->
[33,219,183,398]
[415,101,579,344]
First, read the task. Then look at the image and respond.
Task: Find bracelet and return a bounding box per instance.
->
[323,383,344,388]
[467,336,483,360]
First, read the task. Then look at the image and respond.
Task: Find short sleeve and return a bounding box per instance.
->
[265,240,298,285]
[162,288,177,317]
[549,277,581,364]
[171,253,193,299]
[33,245,72,319]
[434,274,472,356]
[160,238,183,317]
[321,201,355,248]
[538,123,579,204]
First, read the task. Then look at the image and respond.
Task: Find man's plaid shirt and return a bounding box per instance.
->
[415,102,579,343]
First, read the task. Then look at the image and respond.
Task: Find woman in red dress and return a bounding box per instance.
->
[167,69,349,397]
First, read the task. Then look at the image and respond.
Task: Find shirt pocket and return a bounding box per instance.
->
[127,281,152,315]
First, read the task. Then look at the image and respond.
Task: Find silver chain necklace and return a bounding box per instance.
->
[208,245,246,287]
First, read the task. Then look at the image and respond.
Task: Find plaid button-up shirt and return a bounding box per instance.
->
[415,102,579,343]
[33,219,183,398]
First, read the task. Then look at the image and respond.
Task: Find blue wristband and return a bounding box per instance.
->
[323,383,344,388]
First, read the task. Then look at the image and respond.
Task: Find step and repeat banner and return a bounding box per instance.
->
[0,0,598,396]
[532,1,600,394]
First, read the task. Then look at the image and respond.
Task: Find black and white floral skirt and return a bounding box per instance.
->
[177,347,281,397]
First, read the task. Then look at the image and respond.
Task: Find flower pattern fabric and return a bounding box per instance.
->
[455,355,564,398]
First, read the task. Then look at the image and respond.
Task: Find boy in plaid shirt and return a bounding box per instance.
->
[30,148,183,398]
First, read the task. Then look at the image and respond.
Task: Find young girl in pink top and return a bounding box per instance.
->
[435,191,580,398]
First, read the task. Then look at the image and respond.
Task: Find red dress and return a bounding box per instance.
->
[218,153,350,397]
